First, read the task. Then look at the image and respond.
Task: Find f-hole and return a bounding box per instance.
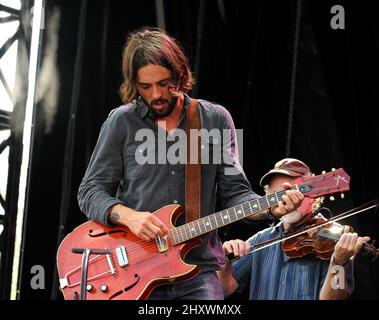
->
[89,229,128,238]
[108,274,140,300]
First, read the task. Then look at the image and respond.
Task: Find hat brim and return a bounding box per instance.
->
[259,169,302,187]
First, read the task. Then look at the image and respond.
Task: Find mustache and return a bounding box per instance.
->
[151,99,169,106]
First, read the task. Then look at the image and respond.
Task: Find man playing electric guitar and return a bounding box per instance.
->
[76,27,304,300]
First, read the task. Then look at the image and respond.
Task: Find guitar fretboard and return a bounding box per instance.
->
[170,186,298,245]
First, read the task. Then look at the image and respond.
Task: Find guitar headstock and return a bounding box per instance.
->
[298,168,350,198]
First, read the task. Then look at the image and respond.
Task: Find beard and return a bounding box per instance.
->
[145,96,178,120]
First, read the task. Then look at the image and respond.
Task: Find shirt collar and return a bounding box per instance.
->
[135,97,150,119]
[182,93,192,110]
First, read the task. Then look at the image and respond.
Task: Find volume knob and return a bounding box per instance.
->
[100,284,109,293]
[86,284,94,292]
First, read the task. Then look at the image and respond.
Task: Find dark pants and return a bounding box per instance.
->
[148,271,224,300]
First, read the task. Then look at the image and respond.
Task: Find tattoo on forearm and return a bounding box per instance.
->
[110,211,120,223]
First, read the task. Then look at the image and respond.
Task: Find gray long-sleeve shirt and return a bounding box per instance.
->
[78,95,260,271]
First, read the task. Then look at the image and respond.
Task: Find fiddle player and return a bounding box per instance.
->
[217,158,370,300]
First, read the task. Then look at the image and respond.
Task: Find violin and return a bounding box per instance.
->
[246,200,378,262]
[281,214,379,261]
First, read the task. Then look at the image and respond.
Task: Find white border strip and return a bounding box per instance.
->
[11,0,44,300]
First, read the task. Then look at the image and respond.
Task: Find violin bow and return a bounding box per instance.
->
[243,199,378,256]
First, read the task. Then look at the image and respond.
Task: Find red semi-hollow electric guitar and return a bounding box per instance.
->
[56,168,350,300]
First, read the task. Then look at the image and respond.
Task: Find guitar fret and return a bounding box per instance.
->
[188,223,194,239]
[201,218,208,232]
[215,211,221,226]
[204,217,211,232]
[203,216,212,231]
[188,223,194,240]
[235,205,243,220]
[177,226,184,243]
[207,216,213,230]
[248,201,253,213]
[259,196,269,210]
[258,198,264,209]
[189,223,195,239]
[178,226,183,242]
[170,230,176,245]
[195,221,200,235]
[191,221,199,237]
[173,228,178,244]
[277,190,286,201]
[197,221,202,234]
[241,204,247,216]
[268,194,277,206]
[231,207,237,221]
[242,203,250,217]
[223,210,231,224]
[196,220,203,234]
[217,211,224,226]
[250,199,260,212]
[189,222,196,237]
[169,230,174,244]
[183,224,190,241]
[274,192,279,203]
[213,213,219,228]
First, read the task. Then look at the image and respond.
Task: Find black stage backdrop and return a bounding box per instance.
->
[15,0,378,300]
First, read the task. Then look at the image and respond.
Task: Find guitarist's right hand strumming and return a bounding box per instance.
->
[108,204,169,241]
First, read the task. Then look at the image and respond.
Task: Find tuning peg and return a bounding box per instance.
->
[331,168,336,171]
[322,170,326,174]
[329,196,335,201]
[340,193,345,199]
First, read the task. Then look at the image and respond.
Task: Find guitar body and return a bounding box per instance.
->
[57,204,200,300]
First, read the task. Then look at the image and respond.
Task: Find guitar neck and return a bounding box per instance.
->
[170,185,300,245]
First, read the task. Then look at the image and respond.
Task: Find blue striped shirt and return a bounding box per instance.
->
[232,222,354,300]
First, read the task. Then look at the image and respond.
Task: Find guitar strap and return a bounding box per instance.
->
[185,99,201,223]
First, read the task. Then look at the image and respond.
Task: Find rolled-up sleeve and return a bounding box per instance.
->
[77,109,126,226]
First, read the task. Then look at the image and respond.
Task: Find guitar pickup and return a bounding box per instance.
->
[116,246,129,268]
[155,236,168,253]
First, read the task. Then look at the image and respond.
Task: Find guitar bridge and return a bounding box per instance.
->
[155,236,168,253]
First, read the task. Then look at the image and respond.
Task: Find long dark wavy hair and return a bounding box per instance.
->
[119,27,194,103]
